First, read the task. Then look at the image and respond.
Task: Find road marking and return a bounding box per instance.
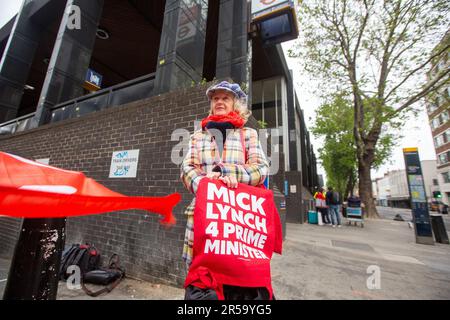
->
[381,253,424,265]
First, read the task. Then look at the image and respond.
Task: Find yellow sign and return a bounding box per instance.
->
[403,147,418,152]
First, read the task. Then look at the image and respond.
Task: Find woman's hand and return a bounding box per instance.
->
[219,175,238,189]
[206,172,221,179]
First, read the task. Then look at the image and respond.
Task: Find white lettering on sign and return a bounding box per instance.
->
[90,73,100,85]
[203,182,269,259]
[206,183,266,216]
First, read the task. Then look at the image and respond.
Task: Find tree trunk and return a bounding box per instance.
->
[344,170,355,200]
[358,161,379,218]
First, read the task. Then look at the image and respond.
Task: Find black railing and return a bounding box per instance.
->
[50,73,156,123]
[0,73,156,135]
[0,112,35,135]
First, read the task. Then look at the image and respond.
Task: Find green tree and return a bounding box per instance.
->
[290,0,450,218]
[312,93,357,198]
[313,93,396,199]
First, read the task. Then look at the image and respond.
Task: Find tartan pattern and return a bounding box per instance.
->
[180,127,269,267]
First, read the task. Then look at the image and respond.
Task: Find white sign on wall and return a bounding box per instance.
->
[109,150,140,178]
[251,0,290,19]
[35,158,50,165]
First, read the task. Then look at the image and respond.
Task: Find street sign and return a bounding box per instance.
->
[250,0,298,46]
[403,147,434,245]
[251,0,291,19]
[83,68,102,92]
[109,150,140,178]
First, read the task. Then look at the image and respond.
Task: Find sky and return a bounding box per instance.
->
[281,41,437,181]
[0,1,21,28]
[0,1,438,182]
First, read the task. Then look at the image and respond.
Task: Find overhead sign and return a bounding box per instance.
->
[109,150,139,178]
[403,148,434,245]
[250,0,298,46]
[83,69,103,92]
[251,0,291,20]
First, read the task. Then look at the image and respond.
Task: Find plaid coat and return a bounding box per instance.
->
[180,127,269,267]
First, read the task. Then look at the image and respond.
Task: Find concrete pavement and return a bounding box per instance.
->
[1,207,450,300]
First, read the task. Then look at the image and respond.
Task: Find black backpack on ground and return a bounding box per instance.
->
[82,254,126,297]
[59,243,101,280]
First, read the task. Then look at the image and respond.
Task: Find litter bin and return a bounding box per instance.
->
[430,215,449,244]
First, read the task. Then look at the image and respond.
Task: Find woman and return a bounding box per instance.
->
[314,187,330,225]
[180,81,270,300]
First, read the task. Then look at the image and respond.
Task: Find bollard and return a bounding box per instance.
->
[3,218,66,300]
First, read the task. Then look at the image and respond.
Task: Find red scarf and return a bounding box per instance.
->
[201,111,245,130]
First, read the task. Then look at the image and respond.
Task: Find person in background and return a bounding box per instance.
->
[326,186,342,228]
[314,187,330,225]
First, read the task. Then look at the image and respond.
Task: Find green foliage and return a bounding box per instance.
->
[312,93,356,197]
[257,120,268,129]
[312,92,396,196]
[291,0,449,216]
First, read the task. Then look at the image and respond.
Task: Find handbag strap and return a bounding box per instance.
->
[239,128,267,189]
[81,273,124,297]
[240,128,247,164]
[81,253,125,297]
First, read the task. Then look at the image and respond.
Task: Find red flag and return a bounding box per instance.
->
[0,152,180,224]
[185,179,282,299]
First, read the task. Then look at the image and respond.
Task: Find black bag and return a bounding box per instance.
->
[59,243,100,280]
[82,254,125,297]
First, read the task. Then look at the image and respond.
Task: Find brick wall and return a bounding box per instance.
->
[0,83,286,287]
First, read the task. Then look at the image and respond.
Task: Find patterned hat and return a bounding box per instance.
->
[206,81,247,101]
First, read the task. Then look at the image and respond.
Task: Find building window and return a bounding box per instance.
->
[252,78,283,129]
[428,102,438,113]
[431,110,450,130]
[434,130,450,147]
[434,136,442,147]
[433,178,439,186]
[443,111,449,122]
[442,172,450,184]
[438,151,450,165]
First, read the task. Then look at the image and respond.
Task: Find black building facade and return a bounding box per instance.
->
[0,0,318,286]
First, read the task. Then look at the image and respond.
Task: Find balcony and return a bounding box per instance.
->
[0,73,155,135]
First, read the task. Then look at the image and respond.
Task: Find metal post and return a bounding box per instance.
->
[3,218,66,300]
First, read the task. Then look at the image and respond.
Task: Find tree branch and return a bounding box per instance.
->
[386,37,421,76]
[378,1,402,100]
[385,43,450,101]
[387,67,450,118]
[352,0,372,63]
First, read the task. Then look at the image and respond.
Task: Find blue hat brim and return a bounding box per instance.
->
[206,87,241,100]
